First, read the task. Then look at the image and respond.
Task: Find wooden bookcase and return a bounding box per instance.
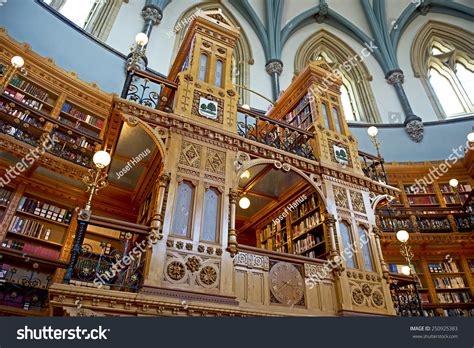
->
[0,187,13,223]
[257,192,327,259]
[0,73,106,168]
[439,182,472,205]
[389,259,474,317]
[284,94,313,130]
[3,192,73,261]
[403,183,439,206]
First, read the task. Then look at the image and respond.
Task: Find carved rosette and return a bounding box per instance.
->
[167,261,186,281]
[405,119,424,143]
[185,256,202,273]
[234,252,270,271]
[199,266,218,286]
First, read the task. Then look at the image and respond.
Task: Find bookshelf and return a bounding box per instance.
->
[0,187,13,222]
[404,184,439,206]
[4,193,73,261]
[258,193,326,258]
[0,74,105,168]
[389,259,474,317]
[283,94,313,130]
[439,182,471,205]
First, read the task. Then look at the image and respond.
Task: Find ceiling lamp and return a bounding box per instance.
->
[367,126,378,137]
[449,178,459,188]
[467,132,474,142]
[401,265,411,276]
[240,170,250,180]
[239,196,250,209]
[396,230,409,243]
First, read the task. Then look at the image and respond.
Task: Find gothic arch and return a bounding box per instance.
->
[170,3,253,104]
[411,21,474,119]
[122,115,168,160]
[234,158,327,208]
[294,30,380,123]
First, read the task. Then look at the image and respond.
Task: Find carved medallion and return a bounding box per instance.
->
[199,266,218,285]
[269,262,304,306]
[167,261,185,281]
[352,288,364,305]
[185,256,201,273]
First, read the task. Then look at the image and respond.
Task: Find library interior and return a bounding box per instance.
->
[0,0,472,317]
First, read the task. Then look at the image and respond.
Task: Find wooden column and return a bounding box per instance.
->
[227,189,238,257]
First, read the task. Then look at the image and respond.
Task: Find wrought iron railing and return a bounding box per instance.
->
[0,264,52,312]
[69,215,151,292]
[121,69,177,111]
[237,106,316,160]
[377,206,473,233]
[389,272,424,316]
[359,150,388,184]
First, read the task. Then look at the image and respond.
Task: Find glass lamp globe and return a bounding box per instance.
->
[396,230,409,243]
[241,104,251,111]
[240,170,250,180]
[11,56,24,68]
[401,265,411,276]
[449,178,459,188]
[367,126,378,137]
[468,132,474,142]
[135,32,149,46]
[93,151,111,169]
[239,196,251,209]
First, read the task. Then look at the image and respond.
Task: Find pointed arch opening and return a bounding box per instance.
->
[294,29,380,123]
[411,21,474,119]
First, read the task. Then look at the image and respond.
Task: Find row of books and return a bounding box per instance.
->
[4,89,45,111]
[437,292,470,304]
[57,116,100,138]
[407,196,438,205]
[9,216,53,241]
[442,309,474,317]
[18,196,72,225]
[469,260,474,273]
[378,217,413,231]
[428,262,460,273]
[0,188,12,205]
[439,183,471,193]
[1,238,60,259]
[9,76,50,102]
[61,102,104,129]
[49,144,91,167]
[293,233,323,254]
[284,95,310,124]
[0,123,40,147]
[290,194,318,223]
[3,105,44,128]
[433,276,466,289]
[404,184,435,194]
[51,130,95,151]
[260,222,279,242]
[292,212,321,238]
[417,217,451,231]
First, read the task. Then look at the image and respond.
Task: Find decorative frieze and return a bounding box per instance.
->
[233,252,270,271]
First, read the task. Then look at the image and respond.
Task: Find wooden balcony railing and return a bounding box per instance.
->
[389,272,424,316]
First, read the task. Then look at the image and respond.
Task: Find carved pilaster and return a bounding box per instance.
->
[373,226,390,281]
[227,189,239,257]
[323,211,344,277]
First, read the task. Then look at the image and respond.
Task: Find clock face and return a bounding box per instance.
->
[269,262,304,306]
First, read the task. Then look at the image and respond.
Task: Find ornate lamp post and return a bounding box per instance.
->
[367,126,387,183]
[63,150,111,283]
[0,55,27,91]
[449,178,461,204]
[120,33,149,98]
[395,230,423,316]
